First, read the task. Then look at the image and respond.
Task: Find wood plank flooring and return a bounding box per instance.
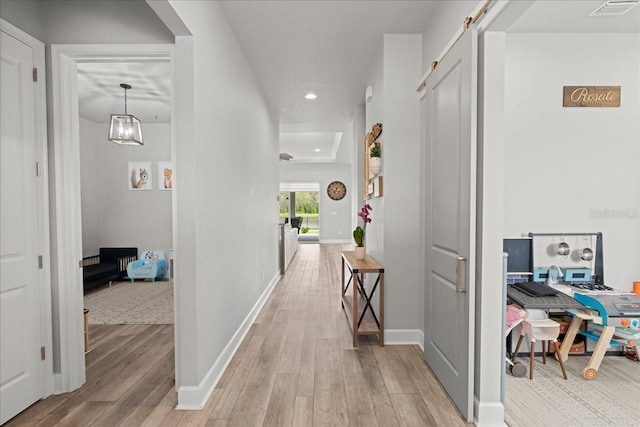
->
[6,244,469,426]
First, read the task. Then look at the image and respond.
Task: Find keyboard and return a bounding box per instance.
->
[511,281,559,297]
[507,286,585,309]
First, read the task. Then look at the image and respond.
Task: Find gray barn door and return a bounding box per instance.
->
[423,26,477,421]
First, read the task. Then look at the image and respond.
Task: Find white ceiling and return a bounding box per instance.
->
[280,132,344,162]
[507,0,640,33]
[77,61,171,125]
[77,0,639,161]
[218,0,439,163]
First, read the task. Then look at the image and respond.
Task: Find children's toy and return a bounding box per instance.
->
[126,250,167,282]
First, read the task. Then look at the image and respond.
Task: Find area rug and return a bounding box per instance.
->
[83,280,173,325]
[505,354,639,427]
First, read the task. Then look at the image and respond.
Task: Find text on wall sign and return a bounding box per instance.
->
[563,86,620,107]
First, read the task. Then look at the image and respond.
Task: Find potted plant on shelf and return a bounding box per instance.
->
[369,141,381,176]
[353,203,372,259]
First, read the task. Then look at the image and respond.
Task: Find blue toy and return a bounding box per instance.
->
[126,250,168,282]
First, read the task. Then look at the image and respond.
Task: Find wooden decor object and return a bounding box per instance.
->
[364,123,383,200]
[563,86,620,107]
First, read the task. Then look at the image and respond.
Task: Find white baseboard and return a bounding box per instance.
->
[319,239,352,244]
[474,398,506,427]
[176,271,280,410]
[385,329,424,351]
[53,373,63,394]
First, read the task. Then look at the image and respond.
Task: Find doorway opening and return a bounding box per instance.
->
[50,44,175,393]
[77,60,174,329]
[279,183,319,243]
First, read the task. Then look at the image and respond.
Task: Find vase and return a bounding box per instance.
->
[369,157,381,176]
[354,246,366,260]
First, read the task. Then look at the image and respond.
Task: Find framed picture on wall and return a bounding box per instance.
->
[128,161,152,190]
[157,161,173,190]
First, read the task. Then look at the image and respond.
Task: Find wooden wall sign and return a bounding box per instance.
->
[563,86,620,107]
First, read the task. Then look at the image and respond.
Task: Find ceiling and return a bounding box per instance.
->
[506,0,640,33]
[221,0,441,163]
[78,61,171,125]
[77,0,640,161]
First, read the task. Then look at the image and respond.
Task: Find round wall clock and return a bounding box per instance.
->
[327,181,347,200]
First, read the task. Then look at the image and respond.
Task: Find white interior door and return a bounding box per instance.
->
[423,27,477,421]
[0,28,46,424]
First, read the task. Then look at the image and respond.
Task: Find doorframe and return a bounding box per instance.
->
[0,18,54,400]
[278,182,321,241]
[50,44,174,392]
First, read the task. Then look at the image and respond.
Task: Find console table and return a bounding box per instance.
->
[341,251,384,348]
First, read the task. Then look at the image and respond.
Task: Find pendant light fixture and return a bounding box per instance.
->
[109,83,143,145]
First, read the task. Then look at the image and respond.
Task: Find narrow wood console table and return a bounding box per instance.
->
[341,251,384,348]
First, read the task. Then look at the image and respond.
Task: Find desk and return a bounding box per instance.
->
[341,251,384,348]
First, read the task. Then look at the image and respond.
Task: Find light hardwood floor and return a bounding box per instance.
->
[6,244,469,426]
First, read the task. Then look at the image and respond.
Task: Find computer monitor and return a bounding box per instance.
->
[503,238,532,274]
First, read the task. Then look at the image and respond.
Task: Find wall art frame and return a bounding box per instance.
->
[157,161,173,190]
[128,161,152,190]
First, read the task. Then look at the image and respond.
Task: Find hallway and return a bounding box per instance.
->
[6,244,468,426]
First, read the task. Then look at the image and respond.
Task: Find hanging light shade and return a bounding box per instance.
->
[109,83,143,145]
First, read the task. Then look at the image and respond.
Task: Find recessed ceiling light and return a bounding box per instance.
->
[305,93,317,100]
[314,148,321,152]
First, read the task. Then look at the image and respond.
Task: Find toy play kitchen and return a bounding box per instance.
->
[529,232,640,379]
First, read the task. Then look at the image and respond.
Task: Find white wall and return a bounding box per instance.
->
[504,33,640,290]
[363,35,423,333]
[364,42,384,261]
[422,0,476,73]
[168,0,280,406]
[79,117,101,255]
[353,105,366,233]
[381,34,423,330]
[279,163,352,242]
[42,0,174,44]
[0,1,45,41]
[79,118,173,257]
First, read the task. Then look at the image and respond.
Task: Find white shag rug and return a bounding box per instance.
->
[83,280,174,325]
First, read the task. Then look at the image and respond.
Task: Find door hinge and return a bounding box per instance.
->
[33,68,38,82]
[36,162,41,177]
[79,260,83,268]
[38,255,43,269]
[41,346,45,360]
